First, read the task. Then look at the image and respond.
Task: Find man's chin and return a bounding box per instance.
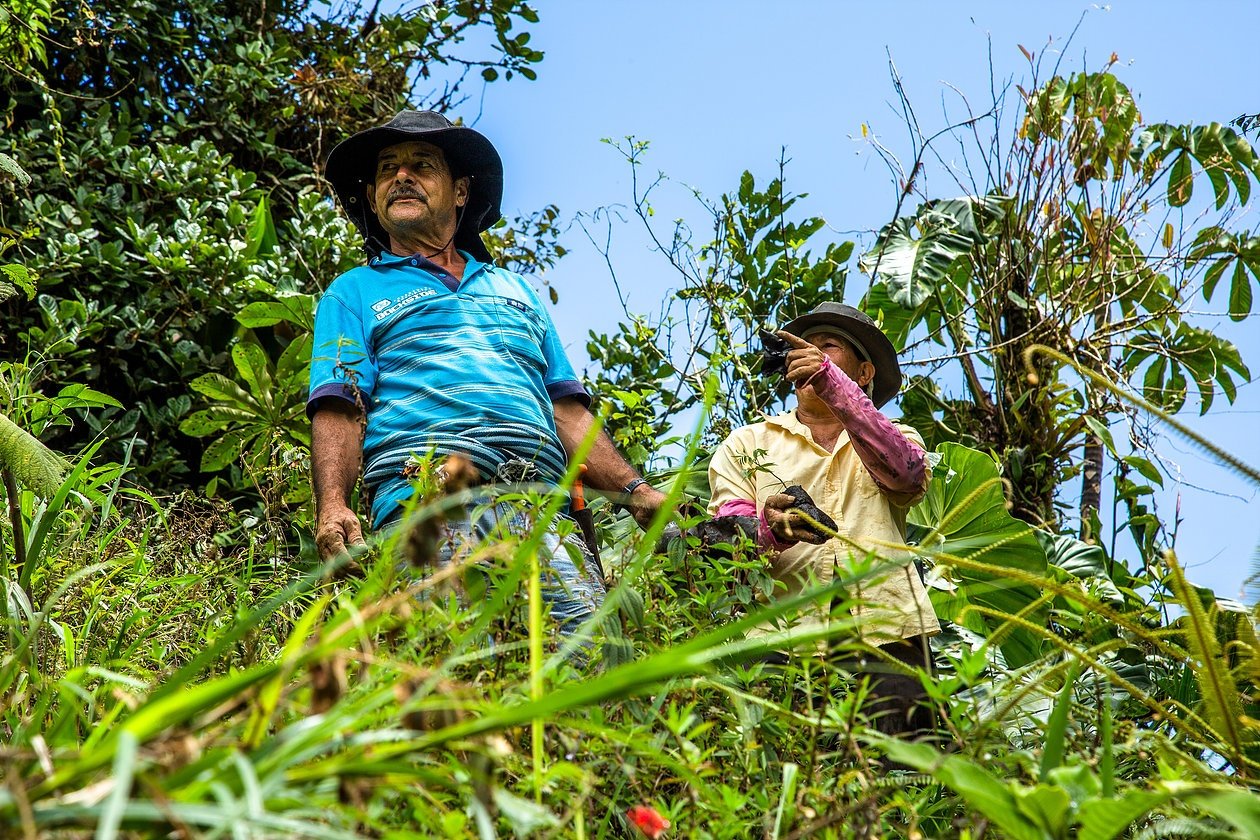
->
[387,201,427,218]
[383,207,432,233]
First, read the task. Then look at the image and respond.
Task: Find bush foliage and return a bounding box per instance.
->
[2,2,1259,838]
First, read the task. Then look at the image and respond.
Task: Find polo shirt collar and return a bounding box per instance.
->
[764,409,850,453]
[369,249,484,277]
[764,410,808,435]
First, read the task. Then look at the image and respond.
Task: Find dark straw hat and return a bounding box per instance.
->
[781,302,902,407]
[325,110,503,261]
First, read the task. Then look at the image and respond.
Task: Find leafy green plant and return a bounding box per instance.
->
[0,153,37,303]
[907,442,1049,667]
[179,328,313,502]
[0,0,549,486]
[857,68,1258,538]
[583,144,854,469]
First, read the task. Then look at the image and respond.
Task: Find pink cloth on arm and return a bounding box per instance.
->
[715,498,795,552]
[806,357,927,498]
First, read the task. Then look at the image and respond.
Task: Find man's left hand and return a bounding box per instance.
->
[626,483,668,530]
[763,492,830,545]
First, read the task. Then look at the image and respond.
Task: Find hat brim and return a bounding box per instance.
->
[781,310,902,407]
[326,123,503,260]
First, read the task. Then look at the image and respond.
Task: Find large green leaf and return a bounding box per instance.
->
[243,193,279,259]
[201,428,253,471]
[178,407,255,438]
[1180,787,1260,836]
[859,281,919,351]
[1,263,37,300]
[859,217,975,308]
[908,443,1049,667]
[236,293,315,331]
[188,372,255,407]
[1037,531,1110,576]
[859,195,1010,308]
[232,340,275,407]
[1037,531,1124,605]
[0,150,31,185]
[0,410,69,498]
[1076,791,1172,840]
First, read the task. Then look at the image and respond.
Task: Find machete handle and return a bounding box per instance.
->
[572,463,588,512]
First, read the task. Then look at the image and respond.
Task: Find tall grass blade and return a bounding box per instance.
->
[1099,685,1115,799]
[772,762,799,839]
[529,539,544,804]
[1164,551,1246,771]
[31,801,361,838]
[35,662,281,797]
[21,441,101,592]
[95,731,137,840]
[1040,661,1080,779]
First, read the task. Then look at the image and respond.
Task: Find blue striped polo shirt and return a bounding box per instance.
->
[307,250,588,528]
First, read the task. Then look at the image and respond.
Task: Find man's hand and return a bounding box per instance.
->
[552,396,669,533]
[775,330,828,386]
[316,503,365,562]
[763,492,830,545]
[311,402,366,563]
[626,483,668,530]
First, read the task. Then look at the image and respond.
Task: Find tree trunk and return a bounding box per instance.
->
[996,263,1055,526]
[1079,430,1104,539]
[1081,301,1112,541]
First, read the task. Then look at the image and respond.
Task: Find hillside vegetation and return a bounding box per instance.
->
[2,2,1259,837]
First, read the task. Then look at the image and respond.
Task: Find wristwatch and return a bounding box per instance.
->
[623,477,649,496]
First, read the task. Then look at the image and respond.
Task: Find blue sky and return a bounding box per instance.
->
[454,1,1260,597]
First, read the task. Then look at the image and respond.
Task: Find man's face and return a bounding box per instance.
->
[807,330,875,389]
[365,140,468,246]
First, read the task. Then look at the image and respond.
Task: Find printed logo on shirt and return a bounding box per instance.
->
[497,296,530,314]
[373,288,437,320]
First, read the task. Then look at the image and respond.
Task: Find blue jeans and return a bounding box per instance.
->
[386,498,607,640]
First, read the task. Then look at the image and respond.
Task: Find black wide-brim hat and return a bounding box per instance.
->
[325,110,503,262]
[781,302,902,407]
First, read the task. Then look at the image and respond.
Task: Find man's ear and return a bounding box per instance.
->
[857,360,877,388]
[454,176,470,207]
[365,182,378,214]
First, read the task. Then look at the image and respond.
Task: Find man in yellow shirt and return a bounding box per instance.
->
[708,302,939,734]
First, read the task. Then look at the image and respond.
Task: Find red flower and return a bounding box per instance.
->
[626,804,670,838]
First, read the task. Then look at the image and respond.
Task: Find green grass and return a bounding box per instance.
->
[2,449,1259,839]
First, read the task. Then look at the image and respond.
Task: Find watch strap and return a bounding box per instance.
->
[623,477,649,496]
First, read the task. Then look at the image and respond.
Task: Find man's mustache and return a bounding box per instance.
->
[387,188,427,206]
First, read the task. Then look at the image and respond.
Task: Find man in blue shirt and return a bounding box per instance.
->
[310,110,664,636]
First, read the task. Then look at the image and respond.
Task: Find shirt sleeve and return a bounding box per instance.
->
[805,357,928,505]
[307,291,377,417]
[537,301,591,407]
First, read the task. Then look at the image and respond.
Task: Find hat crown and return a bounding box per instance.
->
[384,110,456,132]
[805,301,875,326]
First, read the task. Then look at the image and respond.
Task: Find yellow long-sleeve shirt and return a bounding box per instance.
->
[708,410,940,646]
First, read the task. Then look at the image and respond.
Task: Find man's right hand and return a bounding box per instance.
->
[763,493,830,546]
[316,505,366,562]
[775,330,828,386]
